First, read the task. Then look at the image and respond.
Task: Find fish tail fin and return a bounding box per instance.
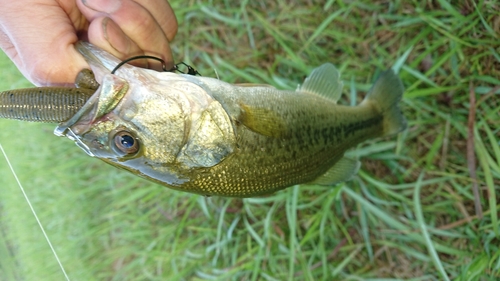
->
[363,70,407,136]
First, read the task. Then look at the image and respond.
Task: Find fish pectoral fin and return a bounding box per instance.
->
[298,63,343,103]
[309,157,360,186]
[238,103,288,138]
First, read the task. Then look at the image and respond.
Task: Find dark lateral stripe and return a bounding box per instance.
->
[343,115,383,137]
[302,115,383,145]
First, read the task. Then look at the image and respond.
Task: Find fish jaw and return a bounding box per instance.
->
[76,41,152,84]
[75,42,120,83]
[54,74,129,140]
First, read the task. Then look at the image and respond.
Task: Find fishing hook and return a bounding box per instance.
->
[111,55,201,76]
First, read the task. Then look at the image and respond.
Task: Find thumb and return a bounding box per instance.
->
[0,2,89,86]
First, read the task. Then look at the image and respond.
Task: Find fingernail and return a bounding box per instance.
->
[82,0,122,13]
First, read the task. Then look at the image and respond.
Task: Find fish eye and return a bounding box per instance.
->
[113,130,139,155]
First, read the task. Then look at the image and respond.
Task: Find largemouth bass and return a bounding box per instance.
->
[0,42,406,197]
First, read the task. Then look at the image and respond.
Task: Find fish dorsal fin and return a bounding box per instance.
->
[235,83,275,88]
[309,157,360,186]
[298,63,343,103]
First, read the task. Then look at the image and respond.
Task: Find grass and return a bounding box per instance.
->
[0,1,499,280]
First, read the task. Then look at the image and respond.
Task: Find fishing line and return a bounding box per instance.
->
[0,144,70,281]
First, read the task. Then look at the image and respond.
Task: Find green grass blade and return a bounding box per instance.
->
[413,173,450,281]
[475,126,499,236]
[392,45,413,74]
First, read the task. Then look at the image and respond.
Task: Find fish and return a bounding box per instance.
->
[0,42,406,197]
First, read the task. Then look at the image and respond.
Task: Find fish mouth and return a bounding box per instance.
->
[53,88,102,157]
[54,42,117,138]
[54,42,132,156]
[53,90,114,157]
[54,75,128,157]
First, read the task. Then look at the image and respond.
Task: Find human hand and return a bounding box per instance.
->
[0,0,177,86]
